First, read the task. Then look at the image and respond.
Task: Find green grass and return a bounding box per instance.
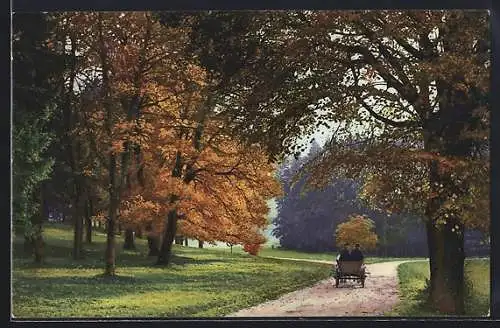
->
[201,243,425,264]
[12,224,334,318]
[388,259,490,317]
[257,248,424,264]
[259,248,337,261]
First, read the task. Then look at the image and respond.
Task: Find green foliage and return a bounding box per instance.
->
[12,13,65,237]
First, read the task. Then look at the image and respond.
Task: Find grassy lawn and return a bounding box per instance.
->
[257,248,425,264]
[388,259,490,317]
[203,243,425,264]
[12,224,333,318]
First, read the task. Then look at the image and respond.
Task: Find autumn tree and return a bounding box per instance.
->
[335,215,378,251]
[118,13,276,263]
[294,11,489,314]
[55,12,192,275]
[119,111,282,263]
[189,10,489,314]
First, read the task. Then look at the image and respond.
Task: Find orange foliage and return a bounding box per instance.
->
[121,125,281,245]
[335,214,378,251]
[56,12,282,248]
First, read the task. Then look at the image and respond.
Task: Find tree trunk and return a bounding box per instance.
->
[104,155,118,277]
[33,230,44,264]
[147,234,160,256]
[64,34,84,261]
[157,209,178,265]
[426,218,465,314]
[32,185,46,263]
[23,236,33,255]
[85,199,93,244]
[123,228,136,250]
[105,201,117,276]
[156,150,183,265]
[184,238,188,247]
[424,135,466,314]
[70,141,85,259]
[72,190,84,260]
[198,240,204,249]
[136,227,143,239]
[174,235,183,245]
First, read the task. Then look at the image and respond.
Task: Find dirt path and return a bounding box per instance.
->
[228,260,413,317]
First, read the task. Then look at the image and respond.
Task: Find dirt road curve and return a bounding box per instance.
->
[228,260,411,317]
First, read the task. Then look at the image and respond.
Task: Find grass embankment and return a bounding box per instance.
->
[389,259,490,316]
[12,224,333,318]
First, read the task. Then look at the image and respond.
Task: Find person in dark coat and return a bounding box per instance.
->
[336,244,351,262]
[350,243,364,261]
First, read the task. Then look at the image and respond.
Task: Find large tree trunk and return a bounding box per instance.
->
[184,238,188,247]
[426,219,465,314]
[198,240,204,249]
[156,209,178,265]
[424,134,466,314]
[123,228,136,250]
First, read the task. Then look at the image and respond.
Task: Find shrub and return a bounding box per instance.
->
[243,243,262,255]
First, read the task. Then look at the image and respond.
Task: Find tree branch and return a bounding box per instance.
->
[359,98,418,128]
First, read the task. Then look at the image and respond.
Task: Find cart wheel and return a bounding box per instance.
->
[335,277,339,288]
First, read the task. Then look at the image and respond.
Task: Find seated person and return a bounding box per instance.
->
[350,243,364,262]
[336,244,351,262]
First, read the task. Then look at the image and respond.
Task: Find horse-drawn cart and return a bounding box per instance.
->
[333,260,366,288]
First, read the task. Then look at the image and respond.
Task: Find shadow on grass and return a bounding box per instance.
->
[13,241,233,270]
[13,241,111,261]
[15,274,144,286]
[12,274,157,303]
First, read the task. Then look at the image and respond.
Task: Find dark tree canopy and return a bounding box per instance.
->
[12,13,66,235]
